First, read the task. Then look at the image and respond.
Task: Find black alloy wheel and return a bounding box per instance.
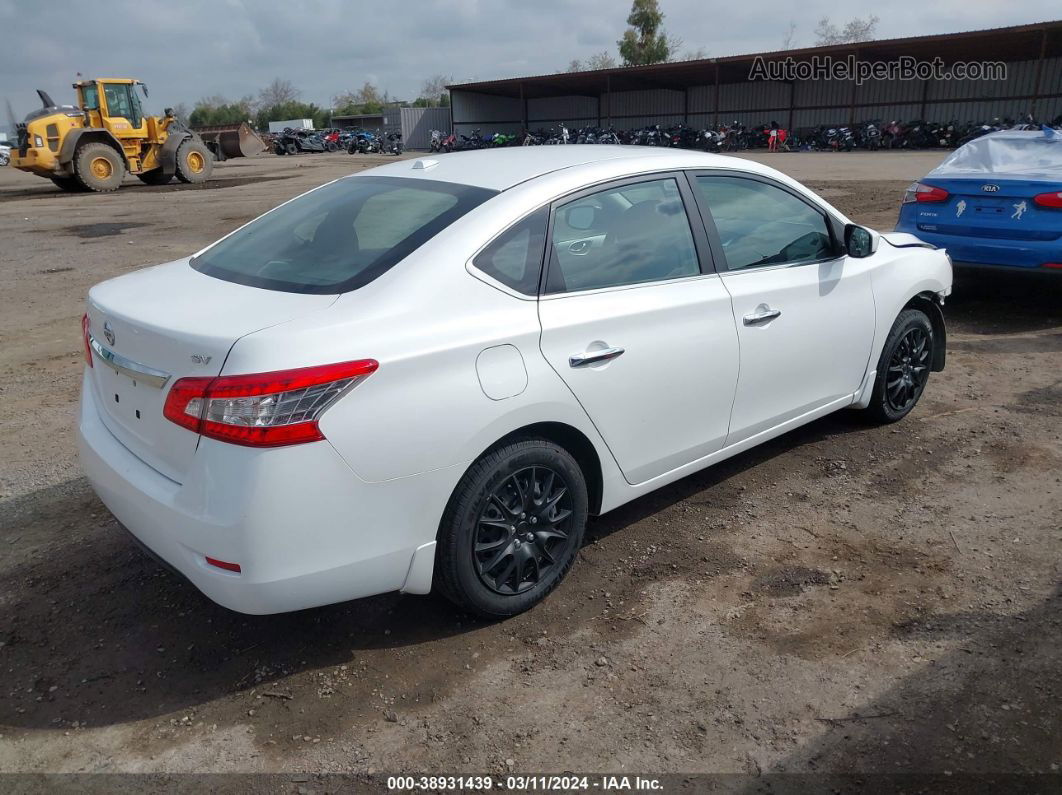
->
[864,308,935,424]
[473,465,575,595]
[434,439,588,617]
[885,325,931,413]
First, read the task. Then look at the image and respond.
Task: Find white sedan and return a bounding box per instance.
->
[78,146,952,617]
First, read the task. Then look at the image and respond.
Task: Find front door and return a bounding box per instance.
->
[537,174,740,485]
[688,173,876,444]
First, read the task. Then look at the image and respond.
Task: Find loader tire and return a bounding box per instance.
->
[74,143,124,192]
[175,139,212,184]
[137,169,172,186]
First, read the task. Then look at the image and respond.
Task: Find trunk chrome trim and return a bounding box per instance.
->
[88,335,172,389]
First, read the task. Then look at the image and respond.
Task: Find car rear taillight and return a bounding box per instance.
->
[1033,191,1062,209]
[1042,263,1062,270]
[81,313,93,367]
[903,182,950,204]
[163,359,378,447]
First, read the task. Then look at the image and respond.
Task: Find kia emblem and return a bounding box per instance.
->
[982,184,999,193]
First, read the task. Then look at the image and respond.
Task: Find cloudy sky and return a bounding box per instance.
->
[1,0,1057,118]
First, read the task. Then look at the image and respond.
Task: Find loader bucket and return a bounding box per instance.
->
[192,123,266,159]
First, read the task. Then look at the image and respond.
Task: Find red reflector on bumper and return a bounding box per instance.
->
[1042,263,1062,270]
[206,557,242,573]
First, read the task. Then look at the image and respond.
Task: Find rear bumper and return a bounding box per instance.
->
[894,221,1061,270]
[77,372,448,614]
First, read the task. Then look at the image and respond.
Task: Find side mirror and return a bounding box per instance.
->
[844,224,878,258]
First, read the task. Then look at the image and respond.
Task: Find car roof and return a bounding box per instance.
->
[353,145,770,192]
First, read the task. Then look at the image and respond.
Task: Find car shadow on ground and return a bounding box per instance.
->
[0,407,868,732]
[947,269,1062,335]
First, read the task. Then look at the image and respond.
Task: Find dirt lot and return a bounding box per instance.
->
[0,151,1059,782]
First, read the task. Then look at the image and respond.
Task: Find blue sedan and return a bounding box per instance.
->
[895,129,1062,273]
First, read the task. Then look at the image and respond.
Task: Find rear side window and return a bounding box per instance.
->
[472,207,548,294]
[192,176,496,294]
[545,177,699,294]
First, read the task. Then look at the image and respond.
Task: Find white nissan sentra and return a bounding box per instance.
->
[79,146,952,617]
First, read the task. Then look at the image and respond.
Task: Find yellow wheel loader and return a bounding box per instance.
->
[9,78,213,192]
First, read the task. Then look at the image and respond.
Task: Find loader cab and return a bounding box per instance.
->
[78,80,148,138]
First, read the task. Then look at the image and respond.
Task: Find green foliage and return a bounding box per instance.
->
[618,0,671,66]
[189,101,252,127]
[255,101,328,130]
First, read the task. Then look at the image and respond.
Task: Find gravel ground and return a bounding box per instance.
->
[0,151,1059,780]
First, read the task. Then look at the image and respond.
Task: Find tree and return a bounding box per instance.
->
[677,46,708,61]
[258,78,300,108]
[418,74,451,106]
[814,15,879,46]
[781,21,797,50]
[188,95,255,127]
[585,51,617,70]
[171,102,190,122]
[618,0,671,66]
[567,58,583,72]
[332,82,388,116]
[255,100,328,131]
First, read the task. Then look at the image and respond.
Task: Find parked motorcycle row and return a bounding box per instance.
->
[425,113,1062,155]
[271,127,404,156]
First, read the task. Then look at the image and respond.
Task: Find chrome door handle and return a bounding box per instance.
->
[569,346,625,368]
[743,308,781,326]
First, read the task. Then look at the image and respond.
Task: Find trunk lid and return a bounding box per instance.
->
[916,178,1061,242]
[85,259,336,483]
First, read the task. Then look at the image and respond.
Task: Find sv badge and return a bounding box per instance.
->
[190,354,213,365]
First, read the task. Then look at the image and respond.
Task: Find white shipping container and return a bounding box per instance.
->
[267,119,314,133]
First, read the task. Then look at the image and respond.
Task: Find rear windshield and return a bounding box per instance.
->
[191,176,496,293]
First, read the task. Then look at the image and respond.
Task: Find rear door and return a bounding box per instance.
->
[688,172,876,444]
[537,174,739,485]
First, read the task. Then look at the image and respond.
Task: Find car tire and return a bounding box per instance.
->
[863,308,934,424]
[434,439,588,618]
[74,142,125,192]
[175,139,212,184]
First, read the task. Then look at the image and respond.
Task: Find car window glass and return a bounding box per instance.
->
[104,85,132,120]
[546,178,699,294]
[473,207,548,294]
[82,85,99,111]
[694,176,835,271]
[354,188,458,250]
[192,176,496,294]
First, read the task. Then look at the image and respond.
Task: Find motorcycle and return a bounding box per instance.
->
[455,129,485,150]
[429,129,444,153]
[347,130,381,154]
[382,131,403,155]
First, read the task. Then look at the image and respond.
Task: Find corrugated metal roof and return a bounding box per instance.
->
[449,20,1062,98]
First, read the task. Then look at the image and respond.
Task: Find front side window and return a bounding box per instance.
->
[192,176,496,293]
[545,177,699,294]
[472,207,548,295]
[693,176,836,271]
[103,84,133,120]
